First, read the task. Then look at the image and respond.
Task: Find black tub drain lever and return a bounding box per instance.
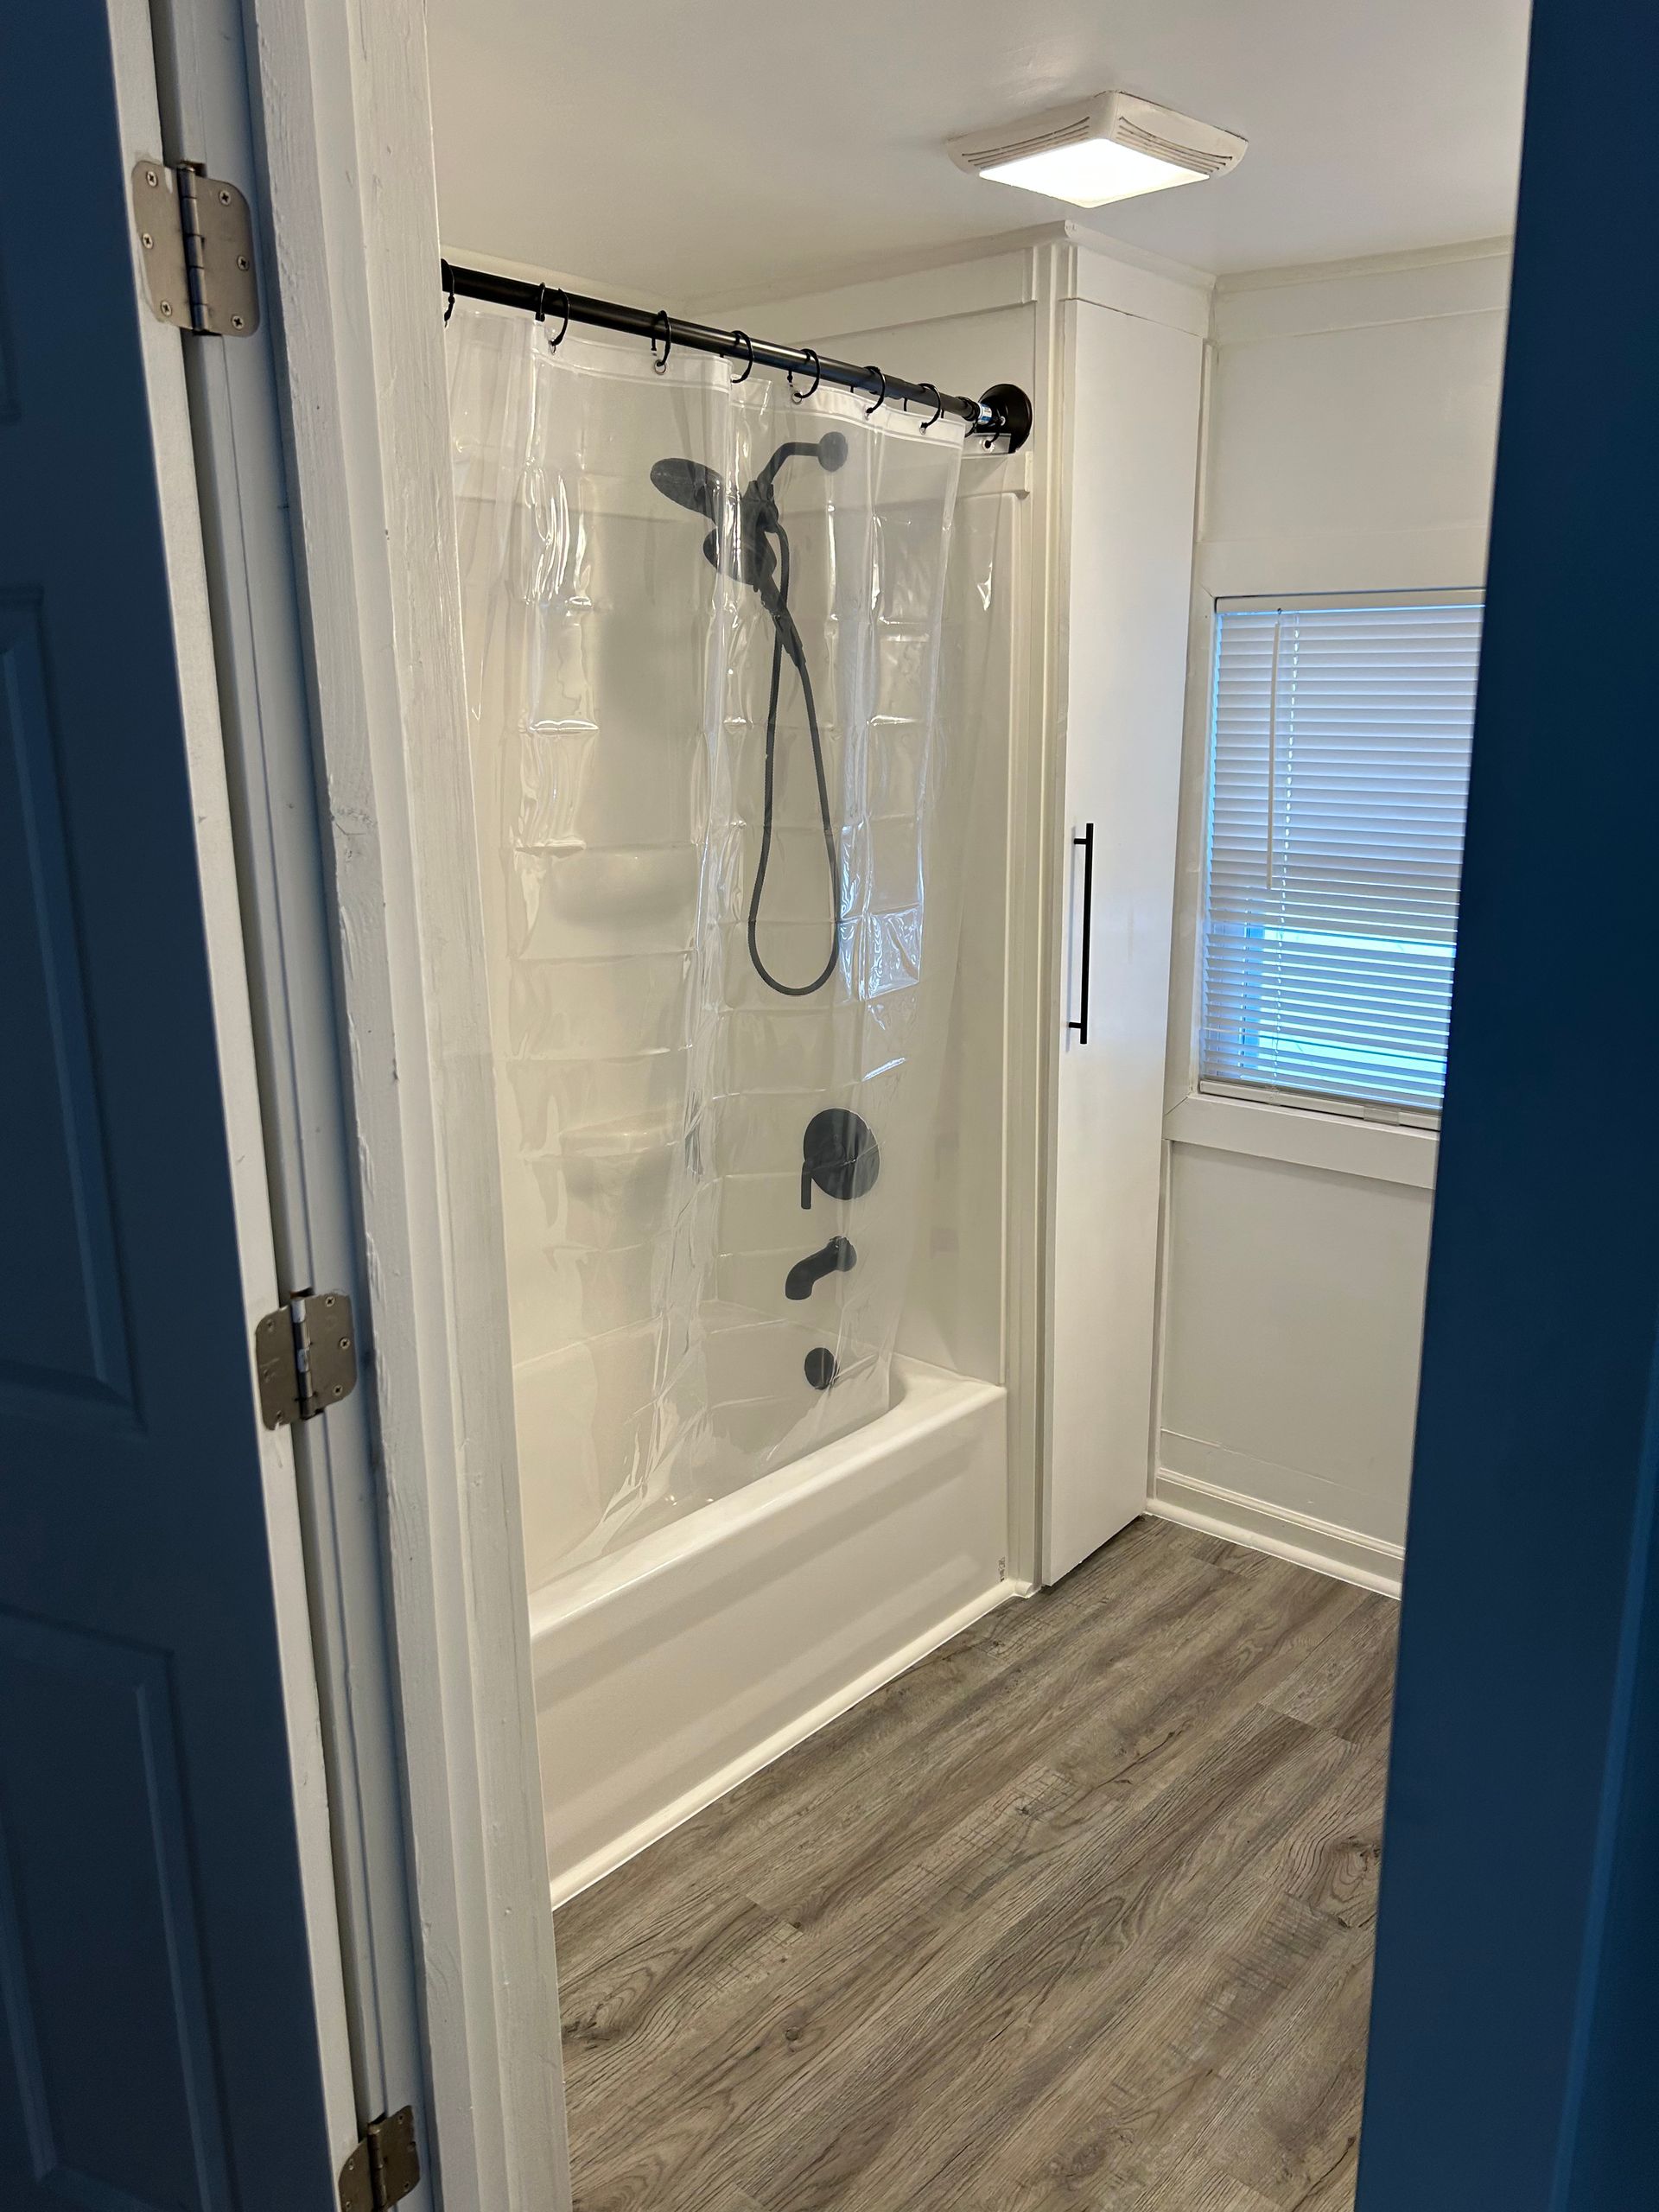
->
[786,1236,856,1301]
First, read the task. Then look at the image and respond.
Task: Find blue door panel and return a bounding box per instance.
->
[0,1613,230,2212]
[0,7,337,2207]
[1355,0,1659,2203]
[0,598,133,1414]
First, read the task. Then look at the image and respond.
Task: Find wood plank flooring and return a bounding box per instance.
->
[555,1518,1398,2212]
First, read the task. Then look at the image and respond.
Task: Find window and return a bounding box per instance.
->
[1199,593,1482,1121]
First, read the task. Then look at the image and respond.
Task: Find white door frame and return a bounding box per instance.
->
[155,0,571,2205]
[142,0,429,2178]
[104,0,361,2179]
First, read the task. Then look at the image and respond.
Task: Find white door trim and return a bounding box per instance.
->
[148,0,445,2180]
[181,0,571,2204]
[105,0,360,2177]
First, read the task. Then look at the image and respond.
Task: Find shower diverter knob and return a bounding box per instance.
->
[800,1109,880,1210]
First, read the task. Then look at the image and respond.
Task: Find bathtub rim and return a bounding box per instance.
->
[526,1353,1005,1641]
[529,1354,1016,1903]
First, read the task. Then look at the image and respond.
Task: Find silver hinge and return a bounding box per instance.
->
[256,1290,359,1429]
[338,2107,421,2212]
[131,158,260,336]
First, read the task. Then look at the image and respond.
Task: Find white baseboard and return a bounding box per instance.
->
[1150,1466,1404,1599]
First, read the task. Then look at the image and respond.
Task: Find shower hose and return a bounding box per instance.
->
[648,438,846,998]
[750,517,841,998]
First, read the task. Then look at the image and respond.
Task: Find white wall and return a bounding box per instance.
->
[1154,242,1510,1592]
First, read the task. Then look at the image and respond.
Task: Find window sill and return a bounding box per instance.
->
[1164,1089,1438,1191]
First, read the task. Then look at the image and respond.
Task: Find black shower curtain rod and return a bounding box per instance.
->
[440,260,1034,452]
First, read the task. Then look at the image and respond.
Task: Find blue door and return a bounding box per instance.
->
[0,8,339,2209]
[1357,0,1659,2204]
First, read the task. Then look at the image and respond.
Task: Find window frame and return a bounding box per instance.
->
[1192,585,1485,1132]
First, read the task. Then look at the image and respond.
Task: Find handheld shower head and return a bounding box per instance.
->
[652,434,850,606]
[651,434,847,544]
[648,455,726,520]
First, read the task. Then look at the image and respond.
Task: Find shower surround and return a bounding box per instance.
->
[449,305,990,1577]
[448,305,1011,1891]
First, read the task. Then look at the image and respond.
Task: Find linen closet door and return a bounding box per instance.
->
[0,8,341,2208]
[1046,298,1203,1582]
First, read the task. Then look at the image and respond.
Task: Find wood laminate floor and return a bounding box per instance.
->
[555,1518,1399,2212]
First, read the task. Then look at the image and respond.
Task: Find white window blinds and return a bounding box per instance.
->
[1201,595,1483,1117]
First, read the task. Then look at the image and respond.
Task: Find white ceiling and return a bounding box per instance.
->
[426,0,1531,306]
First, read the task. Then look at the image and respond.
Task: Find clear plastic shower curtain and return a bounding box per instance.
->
[448,305,989,1579]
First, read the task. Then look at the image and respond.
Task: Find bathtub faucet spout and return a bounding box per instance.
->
[785,1236,857,1301]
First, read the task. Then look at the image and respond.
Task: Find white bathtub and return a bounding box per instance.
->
[528,1357,1012,1903]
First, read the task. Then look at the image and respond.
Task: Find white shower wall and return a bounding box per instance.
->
[704,251,1042,1465]
[450,306,1002,1585]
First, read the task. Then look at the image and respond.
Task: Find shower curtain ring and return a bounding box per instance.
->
[918,383,944,431]
[862,365,887,416]
[651,310,673,374]
[442,259,455,325]
[536,284,570,351]
[728,329,754,383]
[787,349,822,404]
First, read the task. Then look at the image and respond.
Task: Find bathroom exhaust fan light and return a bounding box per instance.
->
[949,92,1246,209]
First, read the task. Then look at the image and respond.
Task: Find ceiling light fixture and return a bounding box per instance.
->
[948,92,1247,210]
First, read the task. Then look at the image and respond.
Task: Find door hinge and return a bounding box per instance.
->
[131,158,260,336]
[338,2107,421,2212]
[256,1290,358,1429]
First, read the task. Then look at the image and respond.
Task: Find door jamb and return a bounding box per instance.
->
[153,0,572,2204]
[105,0,360,2177]
[143,0,442,2187]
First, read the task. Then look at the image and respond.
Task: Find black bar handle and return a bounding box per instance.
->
[1068,823,1095,1046]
